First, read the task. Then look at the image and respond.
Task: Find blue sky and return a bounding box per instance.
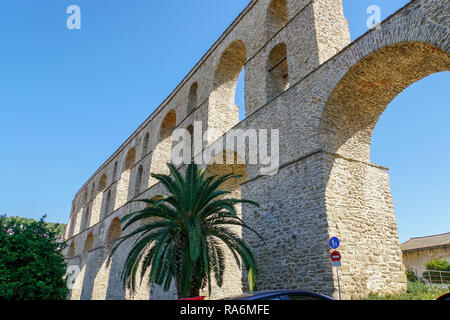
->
[0,1,448,243]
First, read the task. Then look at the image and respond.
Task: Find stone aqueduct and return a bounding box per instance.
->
[63,0,449,300]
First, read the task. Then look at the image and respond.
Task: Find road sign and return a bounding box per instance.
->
[331,251,341,262]
[329,237,340,249]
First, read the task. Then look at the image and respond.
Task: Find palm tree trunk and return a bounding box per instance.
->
[188,267,203,297]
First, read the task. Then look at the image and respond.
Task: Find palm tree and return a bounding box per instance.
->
[107,162,263,299]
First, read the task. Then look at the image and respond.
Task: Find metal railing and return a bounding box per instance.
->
[422,270,450,288]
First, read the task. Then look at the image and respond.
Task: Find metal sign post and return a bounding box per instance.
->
[330,237,342,300]
[336,265,342,301]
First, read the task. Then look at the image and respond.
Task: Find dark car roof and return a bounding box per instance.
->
[222,289,334,300]
[437,292,450,301]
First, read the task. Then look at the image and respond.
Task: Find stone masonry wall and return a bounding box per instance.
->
[64,0,449,300]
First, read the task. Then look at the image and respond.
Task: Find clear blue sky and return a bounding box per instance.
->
[0,1,448,243]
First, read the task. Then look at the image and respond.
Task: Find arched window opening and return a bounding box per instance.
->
[99,174,107,191]
[266,0,287,40]
[187,125,194,159]
[160,109,177,140]
[91,182,96,200]
[112,161,118,180]
[209,40,247,142]
[68,241,76,258]
[83,189,88,204]
[82,205,91,231]
[187,82,198,114]
[83,232,94,255]
[103,189,112,219]
[142,132,150,157]
[106,218,122,248]
[267,43,289,101]
[124,148,136,171]
[135,165,144,197]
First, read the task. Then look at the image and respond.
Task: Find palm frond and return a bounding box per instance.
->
[109,162,261,298]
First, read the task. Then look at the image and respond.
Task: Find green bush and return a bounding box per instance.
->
[365,281,449,300]
[406,270,419,283]
[425,258,450,272]
[422,258,450,284]
[0,215,69,300]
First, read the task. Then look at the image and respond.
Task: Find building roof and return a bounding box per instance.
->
[401,232,450,252]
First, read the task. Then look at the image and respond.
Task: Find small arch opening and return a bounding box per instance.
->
[112,161,118,180]
[91,182,96,200]
[83,189,88,204]
[266,0,287,40]
[103,189,112,219]
[81,205,91,231]
[135,165,144,196]
[160,109,177,140]
[187,82,198,114]
[267,43,289,101]
[83,232,94,255]
[124,148,136,171]
[99,174,107,191]
[68,241,76,258]
[142,132,150,157]
[187,124,194,159]
[106,218,122,248]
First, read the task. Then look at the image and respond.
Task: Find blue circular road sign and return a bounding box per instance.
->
[329,237,340,249]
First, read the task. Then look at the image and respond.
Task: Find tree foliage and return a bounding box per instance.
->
[0,215,69,300]
[4,216,66,236]
[366,281,448,300]
[108,163,263,299]
[425,258,450,272]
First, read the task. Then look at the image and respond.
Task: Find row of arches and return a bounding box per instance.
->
[70,149,248,258]
[68,0,291,239]
[210,40,290,118]
[68,151,248,299]
[68,108,178,238]
[70,39,290,238]
[68,217,122,259]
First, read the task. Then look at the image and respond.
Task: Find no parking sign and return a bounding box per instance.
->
[331,251,342,267]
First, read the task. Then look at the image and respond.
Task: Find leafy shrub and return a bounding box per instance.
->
[425,258,450,272]
[406,270,419,283]
[365,281,449,300]
[0,215,69,300]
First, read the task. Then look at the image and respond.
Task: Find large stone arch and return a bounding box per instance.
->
[315,3,449,299]
[208,40,247,143]
[320,42,449,162]
[266,0,287,40]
